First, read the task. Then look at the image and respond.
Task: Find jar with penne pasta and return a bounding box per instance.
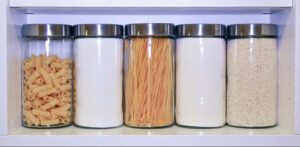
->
[124,23,175,128]
[22,24,73,128]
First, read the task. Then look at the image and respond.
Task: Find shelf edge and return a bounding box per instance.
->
[10,0,293,8]
[1,135,300,146]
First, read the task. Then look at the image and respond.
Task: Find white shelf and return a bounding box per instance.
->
[8,125,292,135]
[10,0,292,8]
[10,0,293,15]
[1,0,300,146]
[1,126,300,146]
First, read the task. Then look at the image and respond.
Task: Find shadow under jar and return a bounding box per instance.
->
[124,23,175,128]
[22,24,73,128]
[226,24,278,128]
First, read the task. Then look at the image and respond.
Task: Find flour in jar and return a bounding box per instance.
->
[74,38,123,128]
[176,37,226,127]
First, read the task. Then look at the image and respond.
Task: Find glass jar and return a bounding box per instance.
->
[124,23,175,128]
[22,24,73,128]
[74,24,123,128]
[176,24,226,128]
[227,24,277,127]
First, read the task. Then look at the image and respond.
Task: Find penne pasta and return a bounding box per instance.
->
[35,56,42,71]
[50,74,60,89]
[32,84,52,93]
[60,97,71,103]
[41,119,59,125]
[55,68,67,78]
[24,101,33,110]
[24,62,35,71]
[51,63,64,69]
[61,103,71,110]
[39,68,52,85]
[32,109,51,119]
[24,72,32,79]
[62,118,71,124]
[26,72,40,85]
[40,99,59,110]
[60,85,71,91]
[42,96,54,103]
[23,54,72,127]
[51,108,69,117]
[58,77,66,84]
[34,78,45,85]
[24,110,40,126]
[53,92,60,98]
[39,88,56,97]
[38,99,46,105]
[45,56,55,65]
[62,58,72,64]
[56,101,65,107]
[32,99,42,107]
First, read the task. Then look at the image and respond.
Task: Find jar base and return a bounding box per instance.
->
[124,123,174,129]
[22,123,72,129]
[227,123,277,128]
[176,123,225,129]
[74,123,123,129]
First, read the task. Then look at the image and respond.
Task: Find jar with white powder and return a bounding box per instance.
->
[227,24,277,127]
[176,24,226,127]
[74,24,123,128]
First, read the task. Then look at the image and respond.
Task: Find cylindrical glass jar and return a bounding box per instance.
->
[176,24,226,127]
[22,24,73,128]
[227,24,278,127]
[124,23,175,128]
[74,24,123,128]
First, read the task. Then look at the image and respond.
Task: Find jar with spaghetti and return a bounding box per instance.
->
[124,23,175,128]
[227,24,277,127]
[22,24,73,128]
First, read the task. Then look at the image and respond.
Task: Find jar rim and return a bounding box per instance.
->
[227,24,277,38]
[74,24,123,38]
[176,24,226,38]
[22,24,73,37]
[125,23,175,37]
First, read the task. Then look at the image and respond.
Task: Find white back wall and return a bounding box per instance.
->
[26,14,270,25]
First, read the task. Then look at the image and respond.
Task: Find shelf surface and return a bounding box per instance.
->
[10,0,292,8]
[1,126,300,146]
[8,125,291,135]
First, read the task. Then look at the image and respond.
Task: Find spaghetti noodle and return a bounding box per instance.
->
[124,38,174,127]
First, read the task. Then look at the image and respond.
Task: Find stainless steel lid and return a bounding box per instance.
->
[228,24,277,38]
[22,24,72,37]
[176,24,226,38]
[125,23,175,37]
[74,24,123,38]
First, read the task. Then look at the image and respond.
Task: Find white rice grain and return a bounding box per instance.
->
[227,38,277,127]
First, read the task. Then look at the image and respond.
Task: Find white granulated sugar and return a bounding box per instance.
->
[74,38,123,128]
[227,38,277,127]
[176,38,226,127]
